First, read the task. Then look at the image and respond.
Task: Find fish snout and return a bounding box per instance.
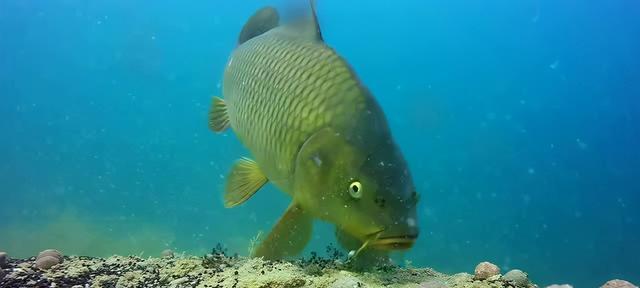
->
[371,233,418,250]
[371,223,419,250]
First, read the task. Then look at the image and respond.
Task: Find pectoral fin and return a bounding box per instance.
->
[209,96,230,132]
[252,202,313,260]
[224,158,268,208]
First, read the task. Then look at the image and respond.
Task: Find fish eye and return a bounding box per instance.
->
[349,181,362,199]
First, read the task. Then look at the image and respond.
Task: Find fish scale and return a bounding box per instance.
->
[223,32,361,189]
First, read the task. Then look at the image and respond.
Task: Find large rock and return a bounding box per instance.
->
[35,255,61,270]
[601,279,638,288]
[35,249,64,270]
[503,269,530,287]
[37,249,63,263]
[474,261,500,280]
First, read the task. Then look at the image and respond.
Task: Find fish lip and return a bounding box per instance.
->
[365,229,386,239]
[370,234,418,250]
[376,234,418,240]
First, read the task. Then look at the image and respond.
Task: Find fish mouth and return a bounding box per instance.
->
[370,234,418,250]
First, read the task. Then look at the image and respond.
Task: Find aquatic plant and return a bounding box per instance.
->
[325,243,346,261]
[202,243,237,271]
[295,243,403,275]
[247,230,263,256]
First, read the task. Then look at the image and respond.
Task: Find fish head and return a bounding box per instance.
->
[293,127,419,251]
[354,143,420,251]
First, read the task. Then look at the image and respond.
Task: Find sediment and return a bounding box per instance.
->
[0,250,538,288]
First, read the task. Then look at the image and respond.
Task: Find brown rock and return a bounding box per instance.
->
[35,255,61,270]
[474,261,500,280]
[601,279,638,288]
[37,249,63,263]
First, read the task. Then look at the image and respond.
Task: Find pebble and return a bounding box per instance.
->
[601,279,638,288]
[35,255,61,270]
[0,251,8,268]
[474,261,500,280]
[503,269,530,287]
[419,280,448,288]
[169,277,189,288]
[161,249,175,259]
[330,275,362,288]
[546,285,573,288]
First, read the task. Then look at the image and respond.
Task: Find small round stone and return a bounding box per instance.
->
[601,279,638,288]
[503,269,530,287]
[0,251,8,268]
[35,255,61,270]
[419,280,448,288]
[474,261,500,280]
[37,249,64,263]
[161,249,175,258]
[330,275,361,288]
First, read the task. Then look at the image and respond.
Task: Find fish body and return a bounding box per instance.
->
[209,2,419,260]
[224,26,374,195]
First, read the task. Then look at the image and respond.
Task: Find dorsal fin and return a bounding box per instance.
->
[238,6,280,45]
[284,0,323,42]
[309,0,323,41]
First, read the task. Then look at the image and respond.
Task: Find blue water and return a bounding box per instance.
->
[1,0,638,287]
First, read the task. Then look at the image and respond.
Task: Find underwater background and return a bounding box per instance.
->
[1,0,638,287]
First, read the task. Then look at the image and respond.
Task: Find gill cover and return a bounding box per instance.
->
[293,127,376,234]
